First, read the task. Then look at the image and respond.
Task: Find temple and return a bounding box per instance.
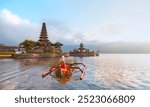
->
[37,22,63,53]
[70,43,99,57]
[0,23,63,54]
[38,22,49,51]
[11,22,63,58]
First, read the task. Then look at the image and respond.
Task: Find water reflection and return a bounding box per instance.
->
[56,75,72,84]
[92,55,133,89]
[0,54,150,90]
[90,54,150,89]
[18,58,60,67]
[49,68,72,84]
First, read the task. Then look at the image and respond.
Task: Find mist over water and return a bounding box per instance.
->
[0,54,150,90]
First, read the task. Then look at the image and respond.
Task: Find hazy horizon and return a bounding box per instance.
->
[1,41,150,53]
[61,42,150,53]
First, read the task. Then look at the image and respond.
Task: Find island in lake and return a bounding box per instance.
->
[0,22,99,58]
[70,43,99,57]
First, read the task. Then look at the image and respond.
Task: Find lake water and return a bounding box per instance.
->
[0,54,150,90]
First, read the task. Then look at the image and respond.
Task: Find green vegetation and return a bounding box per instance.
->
[19,39,37,51]
[0,52,14,55]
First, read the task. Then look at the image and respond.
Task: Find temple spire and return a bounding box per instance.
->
[38,22,49,44]
[38,22,49,51]
[80,43,84,48]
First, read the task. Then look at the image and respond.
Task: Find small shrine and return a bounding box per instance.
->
[70,43,99,57]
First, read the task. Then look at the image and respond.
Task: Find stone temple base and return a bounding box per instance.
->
[12,53,62,59]
[70,52,98,57]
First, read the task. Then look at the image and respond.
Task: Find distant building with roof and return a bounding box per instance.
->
[0,43,18,52]
[70,43,99,57]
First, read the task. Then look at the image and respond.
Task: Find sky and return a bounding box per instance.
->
[0,0,150,45]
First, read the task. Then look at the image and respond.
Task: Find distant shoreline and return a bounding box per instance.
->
[1,53,150,59]
[0,55,12,58]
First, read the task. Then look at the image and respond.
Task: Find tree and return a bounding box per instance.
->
[19,40,36,51]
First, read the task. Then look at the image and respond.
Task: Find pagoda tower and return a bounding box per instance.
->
[78,43,85,52]
[38,22,50,51]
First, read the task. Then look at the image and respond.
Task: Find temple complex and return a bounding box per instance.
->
[70,43,99,57]
[0,22,62,58]
[0,22,99,58]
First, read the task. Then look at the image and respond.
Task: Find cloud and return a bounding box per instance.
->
[47,27,84,44]
[43,20,93,45]
[100,23,122,36]
[0,8,40,45]
[0,8,132,46]
[3,7,148,46]
[0,8,88,45]
[1,9,29,25]
[1,8,141,46]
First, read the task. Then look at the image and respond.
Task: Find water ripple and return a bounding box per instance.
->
[0,54,150,90]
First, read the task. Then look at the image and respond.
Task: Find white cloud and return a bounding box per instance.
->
[1,9,21,25]
[100,23,122,36]
[0,8,89,45]
[3,4,150,46]
[0,8,40,45]
[1,8,30,25]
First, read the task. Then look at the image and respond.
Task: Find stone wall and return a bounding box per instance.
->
[0,46,18,52]
[12,53,62,59]
[70,52,98,57]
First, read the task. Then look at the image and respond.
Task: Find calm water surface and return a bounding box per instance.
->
[0,54,150,90]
